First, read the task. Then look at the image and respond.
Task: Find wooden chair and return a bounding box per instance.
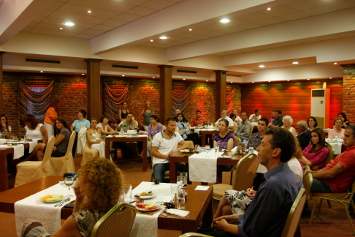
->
[15,136,55,187]
[248,123,254,139]
[309,181,355,235]
[323,142,334,167]
[212,153,259,200]
[303,166,313,197]
[281,188,306,237]
[90,202,137,237]
[50,131,76,176]
[78,126,99,166]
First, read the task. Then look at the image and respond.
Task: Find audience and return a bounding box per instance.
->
[151,118,188,183]
[215,110,234,130]
[190,110,206,127]
[235,112,252,139]
[213,119,235,151]
[248,118,268,149]
[23,114,48,143]
[96,115,117,139]
[248,109,261,124]
[140,101,154,131]
[232,109,242,124]
[296,120,311,150]
[118,112,138,130]
[147,115,164,158]
[0,114,11,139]
[282,115,297,136]
[70,110,90,157]
[270,110,283,127]
[337,112,350,128]
[21,158,124,237]
[86,118,105,157]
[329,117,345,139]
[200,127,302,236]
[118,101,129,122]
[176,113,199,145]
[43,99,59,137]
[268,110,276,124]
[307,116,318,131]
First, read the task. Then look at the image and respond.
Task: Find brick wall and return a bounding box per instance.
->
[343,67,355,123]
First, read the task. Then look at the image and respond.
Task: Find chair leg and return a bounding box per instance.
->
[327,199,332,208]
[343,202,355,235]
[309,198,318,227]
[316,199,323,217]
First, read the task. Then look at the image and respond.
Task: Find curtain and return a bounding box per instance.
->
[103,82,129,122]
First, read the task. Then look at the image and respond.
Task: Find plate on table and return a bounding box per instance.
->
[138,191,155,199]
[219,155,232,158]
[180,149,194,153]
[135,203,161,212]
[39,194,64,203]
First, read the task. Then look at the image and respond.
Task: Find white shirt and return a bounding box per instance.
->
[25,124,44,140]
[215,116,234,127]
[152,131,183,165]
[249,114,262,123]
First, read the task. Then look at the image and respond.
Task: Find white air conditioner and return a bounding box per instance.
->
[311,89,330,129]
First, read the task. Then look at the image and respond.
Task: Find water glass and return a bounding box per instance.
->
[123,184,132,203]
[179,172,188,185]
[205,145,211,157]
[177,186,186,210]
[249,147,254,154]
[177,176,184,186]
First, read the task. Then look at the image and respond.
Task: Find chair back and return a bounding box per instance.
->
[90,202,137,237]
[65,131,76,157]
[281,188,306,237]
[234,136,241,146]
[248,123,254,139]
[185,140,194,149]
[77,126,88,155]
[41,135,56,176]
[302,166,313,196]
[323,142,334,167]
[232,153,259,191]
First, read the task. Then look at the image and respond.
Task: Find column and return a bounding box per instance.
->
[342,64,355,123]
[158,65,174,123]
[84,59,102,120]
[214,70,227,120]
[0,52,5,114]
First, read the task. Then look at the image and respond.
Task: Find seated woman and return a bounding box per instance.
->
[213,119,235,151]
[86,118,105,157]
[299,128,329,170]
[337,112,350,128]
[329,117,345,139]
[21,158,123,237]
[148,115,163,157]
[96,114,117,139]
[282,115,296,136]
[25,118,71,161]
[229,114,238,134]
[0,114,11,139]
[176,113,199,145]
[23,114,48,143]
[307,116,318,131]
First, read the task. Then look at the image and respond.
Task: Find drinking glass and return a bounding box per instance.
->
[179,172,188,186]
[177,176,184,186]
[123,184,132,203]
[64,176,73,196]
[205,145,211,157]
[177,186,186,210]
[170,184,178,202]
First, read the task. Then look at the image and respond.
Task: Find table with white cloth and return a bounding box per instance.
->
[0,140,39,191]
[326,138,343,155]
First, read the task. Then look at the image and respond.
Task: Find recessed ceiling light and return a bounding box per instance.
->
[40,71,43,73]
[82,74,84,75]
[150,39,153,42]
[87,10,91,13]
[159,36,168,39]
[259,65,265,68]
[268,81,271,82]
[334,62,337,65]
[307,78,310,80]
[287,80,290,81]
[206,80,209,82]
[231,82,233,83]
[220,18,230,23]
[122,75,125,77]
[189,29,192,31]
[59,27,63,30]
[183,78,185,80]
[329,77,332,79]
[153,77,155,79]
[64,22,75,26]
[252,82,254,84]
[292,61,299,64]
[267,7,271,10]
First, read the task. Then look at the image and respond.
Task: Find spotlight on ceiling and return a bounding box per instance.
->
[64,22,75,26]
[220,18,230,23]
[159,36,168,39]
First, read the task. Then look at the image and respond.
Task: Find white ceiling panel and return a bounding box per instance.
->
[125,6,158,16]
[101,19,129,27]
[50,11,108,24]
[112,13,142,21]
[58,4,118,18]
[140,0,177,10]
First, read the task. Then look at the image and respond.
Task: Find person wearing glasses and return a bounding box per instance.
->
[295,120,311,150]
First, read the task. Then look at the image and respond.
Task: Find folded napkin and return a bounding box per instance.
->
[0,144,24,159]
[15,183,76,237]
[189,152,220,183]
[166,209,190,217]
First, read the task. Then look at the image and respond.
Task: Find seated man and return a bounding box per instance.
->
[296,120,311,150]
[269,109,283,127]
[235,112,252,139]
[248,109,261,124]
[269,110,276,124]
[199,127,302,236]
[151,118,188,183]
[232,109,242,124]
[117,113,138,130]
[215,110,234,130]
[190,110,206,127]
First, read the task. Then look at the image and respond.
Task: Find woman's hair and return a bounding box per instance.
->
[23,114,39,129]
[307,116,318,128]
[176,113,188,123]
[282,115,293,125]
[54,118,70,134]
[338,112,349,122]
[78,158,124,211]
[121,102,128,106]
[309,128,326,152]
[230,113,236,119]
[334,117,343,125]
[0,114,9,132]
[99,114,109,123]
[150,115,158,120]
[218,118,229,127]
[79,110,87,118]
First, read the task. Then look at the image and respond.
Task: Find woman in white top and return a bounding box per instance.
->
[96,115,116,139]
[282,115,297,136]
[329,117,345,139]
[0,114,11,139]
[86,118,105,157]
[23,114,48,143]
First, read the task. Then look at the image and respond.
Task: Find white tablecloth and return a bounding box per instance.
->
[129,181,171,237]
[0,144,24,159]
[193,128,218,135]
[326,139,343,155]
[188,151,224,183]
[15,183,76,236]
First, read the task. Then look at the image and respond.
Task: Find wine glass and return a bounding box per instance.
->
[64,176,73,196]
[205,145,210,157]
[177,176,184,187]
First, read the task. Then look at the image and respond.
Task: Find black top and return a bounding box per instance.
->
[297,130,311,150]
[272,117,283,127]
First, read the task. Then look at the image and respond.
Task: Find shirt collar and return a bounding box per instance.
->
[264,163,288,181]
[161,130,176,139]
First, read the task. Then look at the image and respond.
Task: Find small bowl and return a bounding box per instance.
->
[0,139,6,145]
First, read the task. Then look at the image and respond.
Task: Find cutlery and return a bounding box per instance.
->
[55,196,71,207]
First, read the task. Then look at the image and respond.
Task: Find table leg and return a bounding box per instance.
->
[201,195,213,228]
[142,140,147,171]
[0,150,9,192]
[105,140,110,159]
[170,157,177,183]
[201,134,206,147]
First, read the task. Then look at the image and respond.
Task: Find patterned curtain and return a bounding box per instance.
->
[172,83,193,117]
[18,78,54,121]
[103,82,129,122]
[226,86,238,115]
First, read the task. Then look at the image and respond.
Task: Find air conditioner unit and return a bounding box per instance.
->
[311,89,330,129]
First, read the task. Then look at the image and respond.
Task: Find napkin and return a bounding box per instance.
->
[166,209,190,217]
[0,144,24,159]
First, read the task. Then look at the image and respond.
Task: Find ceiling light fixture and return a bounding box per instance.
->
[329,77,332,79]
[122,75,125,77]
[150,39,153,42]
[189,29,192,31]
[267,7,271,10]
[268,81,271,82]
[159,36,168,39]
[152,77,155,79]
[307,78,310,80]
[220,18,230,23]
[64,22,75,26]
[82,74,84,75]
[40,71,43,73]
[231,82,233,83]
[59,28,63,30]
[334,62,337,65]
[292,61,299,64]
[259,65,265,68]
[87,10,91,13]
[252,82,254,84]
[287,80,290,81]
[206,80,209,82]
[183,78,185,80]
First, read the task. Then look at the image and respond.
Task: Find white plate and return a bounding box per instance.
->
[39,195,64,203]
[139,194,155,199]
[136,206,160,212]
[180,149,193,153]
[219,155,232,158]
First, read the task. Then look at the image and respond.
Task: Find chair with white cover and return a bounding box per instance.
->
[15,136,55,187]
[78,127,99,166]
[90,202,137,237]
[50,131,76,176]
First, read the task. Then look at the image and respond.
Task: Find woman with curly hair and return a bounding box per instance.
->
[23,114,48,143]
[21,158,124,237]
[337,112,350,128]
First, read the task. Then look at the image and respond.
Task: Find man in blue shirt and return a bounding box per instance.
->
[199,127,302,237]
[70,110,90,157]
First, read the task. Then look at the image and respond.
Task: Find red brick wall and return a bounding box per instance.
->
[343,67,355,123]
[2,73,20,136]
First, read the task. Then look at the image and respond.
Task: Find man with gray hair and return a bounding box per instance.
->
[215,110,234,130]
[296,120,311,150]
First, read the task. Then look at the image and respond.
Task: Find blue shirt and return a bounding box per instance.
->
[72,119,90,132]
[238,163,302,237]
